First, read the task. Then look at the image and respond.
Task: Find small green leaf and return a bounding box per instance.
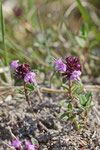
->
[85,91,92,101]
[68,103,72,111]
[58,99,69,106]
[77,104,85,111]
[42,148,48,150]
[73,119,79,129]
[31,138,39,146]
[75,36,86,48]
[80,23,88,40]
[26,84,35,91]
[88,104,94,110]
[67,114,76,121]
[72,93,78,98]
[62,84,69,91]
[85,91,93,106]
[76,86,84,94]
[58,112,69,119]
[72,85,81,94]
[62,77,68,84]
[80,95,87,106]
[58,100,66,106]
[86,97,92,106]
[34,69,39,74]
[89,40,98,50]
[15,89,25,95]
[15,97,24,100]
[57,113,63,118]
[72,82,84,94]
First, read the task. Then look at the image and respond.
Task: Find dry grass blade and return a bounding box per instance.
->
[0,139,14,149]
[41,85,100,93]
[89,55,100,61]
[7,126,17,140]
[0,61,12,84]
[0,66,9,73]
[34,79,43,102]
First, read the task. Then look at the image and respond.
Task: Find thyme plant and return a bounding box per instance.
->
[10,60,36,106]
[54,56,93,129]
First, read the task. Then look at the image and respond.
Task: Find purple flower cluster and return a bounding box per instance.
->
[10,139,39,150]
[14,64,30,80]
[10,60,36,83]
[14,7,23,17]
[55,56,81,81]
[65,56,81,80]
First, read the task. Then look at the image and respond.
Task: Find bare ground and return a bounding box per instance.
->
[0,84,100,150]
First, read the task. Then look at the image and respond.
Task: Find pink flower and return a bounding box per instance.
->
[10,60,19,69]
[24,72,36,83]
[70,70,81,81]
[25,140,38,150]
[55,58,66,72]
[10,139,21,148]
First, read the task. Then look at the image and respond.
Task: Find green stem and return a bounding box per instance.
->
[24,82,30,106]
[69,79,72,99]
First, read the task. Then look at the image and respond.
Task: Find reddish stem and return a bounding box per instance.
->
[16,147,22,150]
[24,81,30,106]
[69,79,72,99]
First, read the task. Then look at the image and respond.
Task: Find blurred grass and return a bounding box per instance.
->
[0,0,8,66]
[59,12,76,47]
[76,0,92,25]
[76,0,100,42]
[88,0,100,10]
[0,0,100,81]
[28,0,38,29]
